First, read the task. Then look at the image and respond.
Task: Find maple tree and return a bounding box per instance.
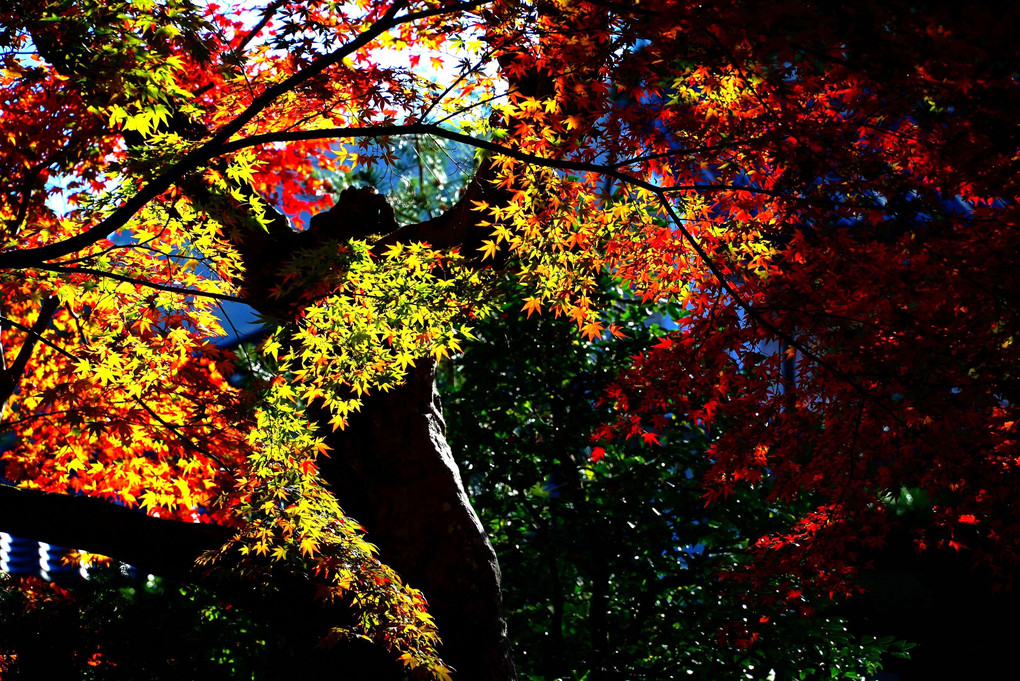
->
[0,0,1017,679]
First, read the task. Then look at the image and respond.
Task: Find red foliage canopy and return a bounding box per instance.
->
[588,1,1020,596]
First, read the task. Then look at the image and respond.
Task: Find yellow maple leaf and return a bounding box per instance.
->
[299,537,318,558]
[477,239,498,261]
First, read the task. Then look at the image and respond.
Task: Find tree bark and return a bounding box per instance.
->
[0,363,518,680]
[0,365,518,680]
[316,359,517,681]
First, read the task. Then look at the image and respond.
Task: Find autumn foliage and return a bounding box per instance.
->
[0,0,1017,677]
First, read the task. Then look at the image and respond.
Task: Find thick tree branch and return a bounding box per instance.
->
[0,296,60,409]
[217,125,791,204]
[0,484,230,578]
[0,482,409,679]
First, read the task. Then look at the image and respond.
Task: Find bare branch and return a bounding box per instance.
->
[37,264,247,304]
[235,0,288,54]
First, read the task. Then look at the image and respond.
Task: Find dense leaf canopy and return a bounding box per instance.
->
[0,0,1016,677]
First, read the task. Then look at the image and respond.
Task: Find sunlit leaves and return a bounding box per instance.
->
[219,343,450,678]
[270,238,490,430]
[476,164,667,340]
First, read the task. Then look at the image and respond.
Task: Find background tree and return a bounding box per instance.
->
[443,284,908,680]
[0,568,326,680]
[0,1,1016,679]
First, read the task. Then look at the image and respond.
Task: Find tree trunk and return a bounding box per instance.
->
[0,360,517,679]
[317,359,517,681]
